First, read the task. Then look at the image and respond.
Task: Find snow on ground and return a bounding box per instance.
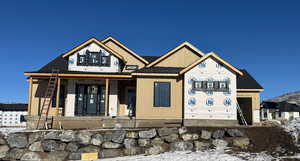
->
[99,150,274,161]
[282,117,300,143]
[0,127,26,135]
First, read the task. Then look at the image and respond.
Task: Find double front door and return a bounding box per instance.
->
[75,84,105,116]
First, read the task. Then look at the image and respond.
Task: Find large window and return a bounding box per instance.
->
[193,80,229,91]
[154,82,170,107]
[77,50,110,67]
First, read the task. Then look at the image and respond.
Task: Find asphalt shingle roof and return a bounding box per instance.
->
[27,55,263,90]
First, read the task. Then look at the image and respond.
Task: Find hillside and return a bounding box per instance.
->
[267,91,300,106]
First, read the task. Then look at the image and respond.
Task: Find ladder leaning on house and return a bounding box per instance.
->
[36,69,59,129]
[236,102,248,126]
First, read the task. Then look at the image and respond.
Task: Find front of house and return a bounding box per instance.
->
[24,37,263,129]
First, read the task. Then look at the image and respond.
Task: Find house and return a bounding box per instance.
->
[261,101,300,121]
[0,103,27,127]
[24,37,263,129]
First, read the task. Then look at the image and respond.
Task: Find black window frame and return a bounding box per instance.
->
[153,82,171,107]
[87,52,101,66]
[76,50,111,67]
[192,80,229,91]
[100,55,111,67]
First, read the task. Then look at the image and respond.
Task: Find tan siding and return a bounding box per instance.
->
[103,41,146,72]
[136,77,183,119]
[237,92,261,111]
[30,79,63,116]
[154,47,202,67]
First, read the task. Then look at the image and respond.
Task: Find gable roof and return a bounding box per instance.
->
[146,41,205,67]
[101,36,149,64]
[179,52,243,76]
[62,38,124,61]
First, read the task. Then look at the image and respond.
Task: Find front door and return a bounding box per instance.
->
[75,84,105,116]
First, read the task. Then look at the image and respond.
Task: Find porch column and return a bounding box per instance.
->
[27,77,33,115]
[105,79,110,116]
[55,78,61,116]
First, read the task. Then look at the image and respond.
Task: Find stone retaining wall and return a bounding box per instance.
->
[0,127,254,161]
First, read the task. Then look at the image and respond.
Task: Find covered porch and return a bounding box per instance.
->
[26,73,137,129]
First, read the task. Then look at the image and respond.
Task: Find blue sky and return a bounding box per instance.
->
[0,0,299,103]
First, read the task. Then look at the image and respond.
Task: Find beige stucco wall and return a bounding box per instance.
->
[154,46,202,68]
[103,41,146,72]
[135,77,182,119]
[237,91,261,123]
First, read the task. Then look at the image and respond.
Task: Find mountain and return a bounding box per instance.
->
[267,91,300,106]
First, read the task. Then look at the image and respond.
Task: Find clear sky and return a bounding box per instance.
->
[0,0,299,103]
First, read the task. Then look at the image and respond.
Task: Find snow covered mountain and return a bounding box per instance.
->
[267,91,300,106]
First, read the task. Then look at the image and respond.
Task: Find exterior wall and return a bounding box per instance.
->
[184,57,237,120]
[135,77,182,120]
[237,92,261,123]
[0,111,27,127]
[30,80,63,116]
[68,42,120,73]
[260,109,299,121]
[154,46,202,68]
[103,41,146,72]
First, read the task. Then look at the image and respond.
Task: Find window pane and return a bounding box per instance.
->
[154,82,170,107]
[207,82,214,89]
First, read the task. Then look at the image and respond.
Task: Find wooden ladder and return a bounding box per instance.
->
[36,69,59,129]
[237,102,248,126]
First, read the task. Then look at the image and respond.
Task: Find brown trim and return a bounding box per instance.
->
[132,73,178,77]
[24,73,132,78]
[62,38,125,61]
[102,36,149,64]
[146,42,205,67]
[28,77,33,115]
[179,52,244,76]
[105,79,109,116]
[55,78,61,116]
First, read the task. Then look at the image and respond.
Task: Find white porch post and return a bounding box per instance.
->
[65,79,75,116]
[109,80,118,117]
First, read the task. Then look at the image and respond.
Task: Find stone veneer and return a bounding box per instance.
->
[0,127,250,161]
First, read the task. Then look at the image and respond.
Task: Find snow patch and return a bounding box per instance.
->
[99,150,274,161]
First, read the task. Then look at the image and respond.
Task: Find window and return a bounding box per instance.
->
[219,81,229,90]
[88,52,100,65]
[52,85,65,107]
[76,50,110,67]
[192,80,229,91]
[125,65,138,70]
[193,81,203,90]
[100,55,110,66]
[207,81,214,90]
[154,82,170,107]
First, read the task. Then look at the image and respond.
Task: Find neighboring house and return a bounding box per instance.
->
[0,103,27,127]
[261,101,300,121]
[24,37,263,129]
